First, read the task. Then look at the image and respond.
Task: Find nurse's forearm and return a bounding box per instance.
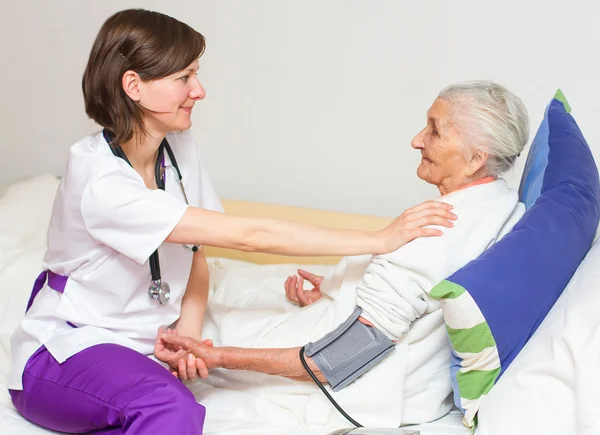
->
[168,207,384,257]
[177,248,209,339]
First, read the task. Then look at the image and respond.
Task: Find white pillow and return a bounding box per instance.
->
[0,175,59,385]
[0,175,59,264]
[0,247,47,385]
[477,239,600,435]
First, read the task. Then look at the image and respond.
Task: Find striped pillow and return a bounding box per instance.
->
[430,281,500,428]
[429,91,600,428]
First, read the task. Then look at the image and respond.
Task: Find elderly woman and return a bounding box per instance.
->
[156,80,529,429]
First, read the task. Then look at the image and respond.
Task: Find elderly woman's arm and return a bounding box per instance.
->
[155,333,327,383]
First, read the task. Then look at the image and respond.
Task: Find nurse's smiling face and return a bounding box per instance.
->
[122,59,205,135]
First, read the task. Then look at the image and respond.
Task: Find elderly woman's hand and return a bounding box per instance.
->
[285,269,323,307]
[378,200,456,254]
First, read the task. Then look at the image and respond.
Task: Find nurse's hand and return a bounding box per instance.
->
[176,350,212,381]
[285,269,323,307]
[154,327,185,364]
[378,201,456,254]
[158,333,223,373]
[154,329,213,380]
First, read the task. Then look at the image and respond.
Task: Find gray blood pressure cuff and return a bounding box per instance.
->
[304,307,395,392]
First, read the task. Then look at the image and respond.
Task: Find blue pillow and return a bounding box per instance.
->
[429,90,600,428]
[519,89,572,208]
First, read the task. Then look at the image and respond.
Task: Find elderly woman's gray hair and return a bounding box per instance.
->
[438,81,529,176]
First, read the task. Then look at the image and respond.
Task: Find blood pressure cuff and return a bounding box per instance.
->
[304,307,395,392]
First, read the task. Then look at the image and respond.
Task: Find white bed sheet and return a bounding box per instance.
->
[0,391,469,435]
[0,257,469,435]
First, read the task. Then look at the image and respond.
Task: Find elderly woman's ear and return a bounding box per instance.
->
[465,148,489,177]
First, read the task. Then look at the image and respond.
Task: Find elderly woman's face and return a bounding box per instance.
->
[411,98,475,192]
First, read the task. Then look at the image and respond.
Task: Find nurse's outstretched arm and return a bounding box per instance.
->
[166,200,456,257]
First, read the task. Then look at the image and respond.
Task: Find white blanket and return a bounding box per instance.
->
[191,256,429,433]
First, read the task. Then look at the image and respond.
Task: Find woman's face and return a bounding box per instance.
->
[132,59,205,134]
[411,98,482,194]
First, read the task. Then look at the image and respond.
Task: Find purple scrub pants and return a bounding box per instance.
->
[9,344,205,434]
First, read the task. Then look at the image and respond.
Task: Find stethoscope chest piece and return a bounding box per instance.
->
[149,279,171,305]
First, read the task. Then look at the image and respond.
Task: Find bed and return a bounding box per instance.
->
[0,175,472,435]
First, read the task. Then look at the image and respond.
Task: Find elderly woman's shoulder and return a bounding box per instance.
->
[445,179,521,229]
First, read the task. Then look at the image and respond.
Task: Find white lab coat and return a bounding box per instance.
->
[8,129,222,390]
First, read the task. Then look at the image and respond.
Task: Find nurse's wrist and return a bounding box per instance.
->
[372,230,389,255]
[177,325,203,341]
[179,314,205,334]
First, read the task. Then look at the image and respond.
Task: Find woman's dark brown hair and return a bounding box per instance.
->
[82,9,205,145]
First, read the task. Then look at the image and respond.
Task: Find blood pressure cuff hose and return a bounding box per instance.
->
[304,307,395,392]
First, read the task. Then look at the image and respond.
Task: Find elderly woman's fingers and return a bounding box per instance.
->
[286,275,301,304]
[286,273,323,307]
[297,269,324,286]
[296,276,311,306]
[285,276,296,302]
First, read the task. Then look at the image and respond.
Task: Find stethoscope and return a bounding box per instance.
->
[103,129,198,305]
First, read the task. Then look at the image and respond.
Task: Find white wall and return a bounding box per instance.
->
[1,0,599,216]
